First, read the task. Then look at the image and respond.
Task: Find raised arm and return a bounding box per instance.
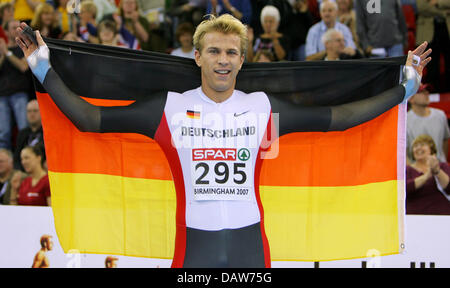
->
[271,43,432,135]
[16,23,101,133]
[15,23,166,138]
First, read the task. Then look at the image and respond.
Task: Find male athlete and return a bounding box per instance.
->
[16,14,430,267]
[32,234,53,268]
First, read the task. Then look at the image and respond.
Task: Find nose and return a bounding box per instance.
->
[218,51,229,66]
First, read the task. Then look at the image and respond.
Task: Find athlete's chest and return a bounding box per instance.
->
[164,88,271,149]
[162,89,271,201]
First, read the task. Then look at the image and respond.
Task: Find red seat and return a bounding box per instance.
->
[402,5,417,53]
[402,5,416,30]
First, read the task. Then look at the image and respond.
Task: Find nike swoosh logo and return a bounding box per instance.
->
[234,110,250,117]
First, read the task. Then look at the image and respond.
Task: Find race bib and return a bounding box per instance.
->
[191,148,253,201]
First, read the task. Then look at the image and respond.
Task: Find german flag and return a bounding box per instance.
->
[37,39,406,261]
[186,110,200,119]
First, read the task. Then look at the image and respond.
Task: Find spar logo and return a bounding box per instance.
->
[238,148,250,161]
[192,148,237,161]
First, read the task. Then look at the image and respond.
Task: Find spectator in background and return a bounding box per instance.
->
[97,19,120,46]
[250,0,294,38]
[246,5,290,62]
[336,0,360,51]
[354,0,408,58]
[14,145,50,206]
[0,20,30,150]
[167,0,206,27]
[406,134,450,215]
[253,49,275,62]
[78,0,99,43]
[305,0,355,60]
[0,3,14,43]
[54,0,77,35]
[14,100,45,171]
[0,2,14,26]
[97,19,139,49]
[287,0,313,61]
[0,0,45,24]
[407,84,450,163]
[30,3,62,39]
[416,0,450,92]
[171,22,195,59]
[0,148,21,205]
[207,0,252,25]
[102,0,167,52]
[320,28,363,60]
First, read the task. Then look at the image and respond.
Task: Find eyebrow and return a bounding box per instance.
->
[206,47,239,53]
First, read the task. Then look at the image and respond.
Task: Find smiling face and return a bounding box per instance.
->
[20,148,41,174]
[412,142,432,162]
[194,32,244,101]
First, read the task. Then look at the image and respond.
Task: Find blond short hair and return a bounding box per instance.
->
[193,14,248,56]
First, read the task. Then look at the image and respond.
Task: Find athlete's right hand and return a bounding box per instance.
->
[15,22,46,58]
[16,22,51,84]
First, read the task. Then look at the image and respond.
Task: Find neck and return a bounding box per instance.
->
[413,158,428,168]
[412,105,430,117]
[30,167,45,180]
[326,50,339,60]
[201,85,234,103]
[29,123,41,132]
[324,21,335,29]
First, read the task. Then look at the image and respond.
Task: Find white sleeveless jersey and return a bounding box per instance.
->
[162,87,271,231]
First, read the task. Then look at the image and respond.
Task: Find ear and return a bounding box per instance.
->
[194,49,201,67]
[238,53,245,70]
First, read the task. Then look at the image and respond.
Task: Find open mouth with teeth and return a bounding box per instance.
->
[214,69,231,76]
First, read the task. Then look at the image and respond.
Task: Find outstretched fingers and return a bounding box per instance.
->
[15,36,27,50]
[420,48,432,61]
[412,41,427,56]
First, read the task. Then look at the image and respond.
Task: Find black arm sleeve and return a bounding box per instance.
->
[328,85,405,131]
[100,91,167,138]
[269,95,332,135]
[43,68,101,132]
[43,68,167,137]
[269,84,406,135]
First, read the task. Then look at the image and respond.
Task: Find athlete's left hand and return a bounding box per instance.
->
[406,42,432,77]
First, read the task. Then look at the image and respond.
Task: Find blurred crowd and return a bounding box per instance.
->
[0,0,449,214]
